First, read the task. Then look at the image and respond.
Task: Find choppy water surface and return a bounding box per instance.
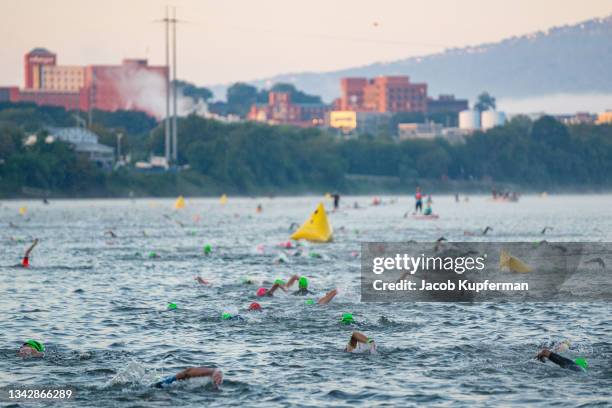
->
[1,195,611,407]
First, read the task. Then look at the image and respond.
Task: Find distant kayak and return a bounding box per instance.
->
[412,214,439,220]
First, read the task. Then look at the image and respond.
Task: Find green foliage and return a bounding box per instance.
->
[0,127,104,196]
[226,82,259,117]
[474,91,496,112]
[267,83,323,104]
[1,100,612,197]
[90,109,157,136]
[174,80,214,102]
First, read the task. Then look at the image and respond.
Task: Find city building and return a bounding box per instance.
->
[458,109,506,131]
[459,110,481,130]
[555,112,596,125]
[397,122,467,144]
[328,110,391,136]
[0,86,20,103]
[47,127,115,170]
[481,110,507,130]
[0,48,168,117]
[398,122,444,140]
[247,91,329,127]
[337,76,427,113]
[596,110,612,125]
[427,94,469,114]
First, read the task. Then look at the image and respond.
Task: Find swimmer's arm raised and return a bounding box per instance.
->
[267,282,286,295]
[24,238,39,257]
[284,274,299,288]
[317,288,337,305]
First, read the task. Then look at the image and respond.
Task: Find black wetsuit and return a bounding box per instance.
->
[548,352,585,372]
[292,288,312,296]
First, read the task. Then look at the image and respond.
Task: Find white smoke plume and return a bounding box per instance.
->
[111,67,207,119]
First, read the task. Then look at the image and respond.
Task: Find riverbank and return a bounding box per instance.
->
[2,170,611,200]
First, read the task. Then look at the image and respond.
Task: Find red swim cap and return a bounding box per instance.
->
[249,302,262,311]
[22,257,29,267]
[256,287,267,297]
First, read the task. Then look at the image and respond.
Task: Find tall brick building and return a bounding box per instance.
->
[1,48,167,117]
[337,76,428,113]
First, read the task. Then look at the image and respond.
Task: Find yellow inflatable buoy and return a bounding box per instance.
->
[499,250,532,273]
[220,194,228,205]
[19,207,27,215]
[174,195,185,209]
[290,202,333,243]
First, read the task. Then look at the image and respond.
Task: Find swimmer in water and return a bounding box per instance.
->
[286,275,312,296]
[194,276,210,285]
[344,331,376,354]
[536,347,588,372]
[256,280,287,297]
[18,340,45,357]
[154,367,223,388]
[20,238,39,267]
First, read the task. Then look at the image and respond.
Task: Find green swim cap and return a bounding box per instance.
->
[574,358,588,370]
[24,340,45,352]
[148,251,157,258]
[274,279,286,286]
[203,244,212,254]
[221,312,233,320]
[305,299,315,305]
[167,302,177,310]
[299,277,309,289]
[341,313,354,324]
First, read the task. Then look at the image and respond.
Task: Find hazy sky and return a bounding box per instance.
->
[1,0,611,91]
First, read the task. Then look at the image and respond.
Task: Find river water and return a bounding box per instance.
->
[1,195,611,407]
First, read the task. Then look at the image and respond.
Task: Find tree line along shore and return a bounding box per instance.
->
[1,102,611,198]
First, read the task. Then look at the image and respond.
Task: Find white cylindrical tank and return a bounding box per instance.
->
[459,110,480,130]
[481,110,506,130]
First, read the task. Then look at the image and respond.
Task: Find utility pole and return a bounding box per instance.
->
[171,6,178,164]
[164,6,171,167]
[156,6,181,168]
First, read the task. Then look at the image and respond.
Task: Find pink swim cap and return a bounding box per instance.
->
[256,287,267,297]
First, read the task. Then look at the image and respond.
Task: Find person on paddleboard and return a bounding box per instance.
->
[424,195,434,216]
[414,187,423,214]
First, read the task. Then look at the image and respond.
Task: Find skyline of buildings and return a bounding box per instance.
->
[0,48,168,116]
[1,47,610,134]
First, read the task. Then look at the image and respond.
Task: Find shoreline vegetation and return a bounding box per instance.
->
[1,102,611,199]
